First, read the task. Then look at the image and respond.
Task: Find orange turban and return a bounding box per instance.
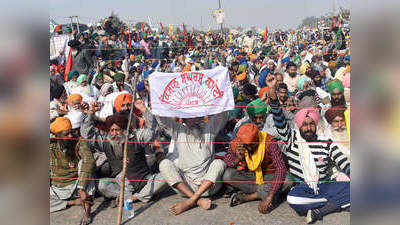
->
[129,54,135,61]
[250,54,257,61]
[236,123,259,145]
[50,117,72,134]
[258,86,269,98]
[54,25,62,33]
[67,94,83,104]
[102,36,108,42]
[182,64,191,72]
[114,93,133,112]
[235,72,247,81]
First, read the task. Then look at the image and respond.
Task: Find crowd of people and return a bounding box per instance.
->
[50,15,350,224]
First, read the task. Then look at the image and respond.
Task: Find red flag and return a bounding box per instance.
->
[264,27,268,42]
[128,32,132,50]
[182,23,187,37]
[64,48,72,81]
[141,23,144,32]
[160,22,164,32]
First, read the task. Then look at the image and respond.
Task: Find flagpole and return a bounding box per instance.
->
[116,75,138,225]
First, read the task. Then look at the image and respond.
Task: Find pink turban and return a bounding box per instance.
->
[342,73,350,88]
[294,108,320,128]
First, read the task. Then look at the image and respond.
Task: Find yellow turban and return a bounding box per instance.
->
[50,117,72,134]
[299,62,310,75]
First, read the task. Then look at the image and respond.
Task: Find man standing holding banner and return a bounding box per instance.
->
[144,66,234,215]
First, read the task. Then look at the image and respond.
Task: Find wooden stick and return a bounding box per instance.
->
[116,75,138,225]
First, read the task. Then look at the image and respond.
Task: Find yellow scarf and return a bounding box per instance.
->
[244,131,267,185]
[344,108,350,138]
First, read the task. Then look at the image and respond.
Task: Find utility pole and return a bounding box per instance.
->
[76,16,80,33]
[218,0,223,35]
[333,0,336,15]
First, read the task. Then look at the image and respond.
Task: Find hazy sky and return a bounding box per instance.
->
[50,0,349,31]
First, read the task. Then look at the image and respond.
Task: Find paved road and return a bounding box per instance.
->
[50,189,350,225]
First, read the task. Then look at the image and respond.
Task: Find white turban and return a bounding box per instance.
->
[65,110,84,129]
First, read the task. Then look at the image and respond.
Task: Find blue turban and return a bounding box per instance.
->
[136,81,145,92]
[151,61,159,69]
[281,57,290,64]
[143,70,152,79]
[258,68,270,88]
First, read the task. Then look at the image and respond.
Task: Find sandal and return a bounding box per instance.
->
[229,192,247,207]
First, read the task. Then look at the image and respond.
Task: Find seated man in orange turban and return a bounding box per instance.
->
[49,117,95,225]
[222,123,288,214]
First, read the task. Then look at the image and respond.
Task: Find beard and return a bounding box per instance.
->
[255,121,264,130]
[59,139,78,150]
[118,109,131,116]
[300,129,318,142]
[107,133,126,158]
[288,72,297,78]
[331,95,346,107]
[279,96,288,104]
[313,79,322,86]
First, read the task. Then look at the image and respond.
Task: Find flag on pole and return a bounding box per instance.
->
[169,24,173,35]
[182,24,187,37]
[128,32,132,50]
[264,27,268,42]
[64,48,72,81]
[160,22,164,33]
[182,23,187,37]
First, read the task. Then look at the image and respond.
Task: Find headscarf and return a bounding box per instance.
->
[105,114,128,130]
[91,33,99,40]
[67,70,79,81]
[297,76,312,90]
[56,64,65,74]
[143,70,152,79]
[54,25,62,33]
[258,86,269,99]
[113,73,125,82]
[114,93,133,112]
[136,81,146,92]
[77,74,88,84]
[100,83,113,96]
[328,61,337,71]
[342,72,350,88]
[65,111,84,129]
[327,79,344,94]
[294,108,320,128]
[50,117,72,134]
[235,72,246,81]
[299,61,310,75]
[67,93,82,104]
[246,98,268,118]
[236,123,259,145]
[258,68,270,88]
[64,27,72,33]
[298,95,316,108]
[324,108,345,124]
[281,57,290,64]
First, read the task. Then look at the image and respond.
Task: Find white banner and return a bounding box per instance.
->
[148,66,234,118]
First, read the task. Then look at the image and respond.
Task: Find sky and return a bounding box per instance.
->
[49,0,350,31]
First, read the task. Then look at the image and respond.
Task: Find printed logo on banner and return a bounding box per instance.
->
[159,71,224,109]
